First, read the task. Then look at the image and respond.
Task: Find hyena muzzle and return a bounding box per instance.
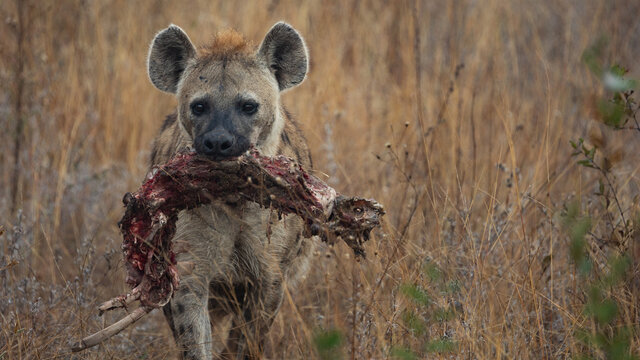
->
[146,22,314,359]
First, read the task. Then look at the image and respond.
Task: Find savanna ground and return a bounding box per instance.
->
[1,0,640,359]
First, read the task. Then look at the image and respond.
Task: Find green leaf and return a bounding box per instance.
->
[425,338,457,353]
[564,201,580,222]
[585,297,618,325]
[604,255,631,286]
[577,159,594,168]
[433,306,456,322]
[423,262,443,283]
[610,64,628,77]
[569,218,590,254]
[573,355,595,360]
[400,283,432,307]
[607,326,638,360]
[402,310,426,336]
[564,211,592,275]
[582,36,608,76]
[390,346,418,360]
[595,299,618,324]
[574,328,594,346]
[578,257,593,275]
[313,329,344,360]
[598,98,626,127]
[592,332,609,349]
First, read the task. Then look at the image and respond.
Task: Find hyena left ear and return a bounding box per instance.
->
[148,25,197,94]
[258,22,309,91]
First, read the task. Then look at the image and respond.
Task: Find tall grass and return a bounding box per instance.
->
[1,0,639,358]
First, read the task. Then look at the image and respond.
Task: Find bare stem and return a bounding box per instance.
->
[600,170,628,232]
[10,0,26,215]
[586,157,629,233]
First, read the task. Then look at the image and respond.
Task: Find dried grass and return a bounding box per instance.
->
[1,0,639,358]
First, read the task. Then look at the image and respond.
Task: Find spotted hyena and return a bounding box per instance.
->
[146,22,314,359]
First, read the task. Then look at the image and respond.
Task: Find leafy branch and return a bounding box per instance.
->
[570,138,628,233]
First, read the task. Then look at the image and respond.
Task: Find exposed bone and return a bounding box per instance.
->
[97,286,141,315]
[71,306,152,352]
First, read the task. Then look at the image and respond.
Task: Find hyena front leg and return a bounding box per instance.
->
[164,274,213,360]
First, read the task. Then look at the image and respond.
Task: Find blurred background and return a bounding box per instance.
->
[1,0,640,358]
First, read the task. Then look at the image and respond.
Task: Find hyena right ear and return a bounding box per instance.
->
[258,22,308,91]
[147,25,197,93]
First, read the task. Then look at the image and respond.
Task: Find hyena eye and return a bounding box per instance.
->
[240,101,259,115]
[191,102,207,116]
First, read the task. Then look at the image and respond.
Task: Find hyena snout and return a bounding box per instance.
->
[196,128,249,160]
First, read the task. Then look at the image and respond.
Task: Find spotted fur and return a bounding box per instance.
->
[147,23,312,359]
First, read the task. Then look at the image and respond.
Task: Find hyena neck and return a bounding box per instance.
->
[256,106,285,157]
[150,113,190,168]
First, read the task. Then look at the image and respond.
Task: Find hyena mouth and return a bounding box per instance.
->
[195,131,250,161]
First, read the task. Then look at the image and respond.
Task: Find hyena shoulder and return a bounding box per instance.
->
[149,112,187,167]
[278,109,312,168]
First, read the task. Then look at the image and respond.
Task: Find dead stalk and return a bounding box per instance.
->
[10,0,26,215]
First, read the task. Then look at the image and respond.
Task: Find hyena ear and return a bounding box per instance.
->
[147,25,197,93]
[258,22,308,91]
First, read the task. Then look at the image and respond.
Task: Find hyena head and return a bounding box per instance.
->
[147,22,308,159]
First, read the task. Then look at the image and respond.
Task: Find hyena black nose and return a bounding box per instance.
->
[198,130,237,158]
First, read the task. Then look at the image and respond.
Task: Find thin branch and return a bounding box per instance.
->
[361,188,422,320]
[624,92,640,133]
[591,161,628,233]
[10,0,26,215]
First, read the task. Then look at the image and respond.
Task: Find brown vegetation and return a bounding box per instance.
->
[1,0,639,359]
